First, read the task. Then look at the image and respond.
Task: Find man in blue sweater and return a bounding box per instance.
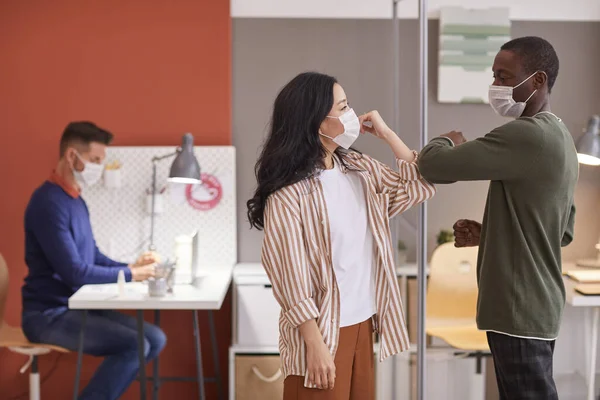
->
[21,122,166,400]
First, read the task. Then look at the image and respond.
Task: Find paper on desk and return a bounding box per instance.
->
[86,284,118,293]
[575,284,600,296]
[84,283,140,298]
[565,269,600,284]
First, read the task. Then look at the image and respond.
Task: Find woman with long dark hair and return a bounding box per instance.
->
[247,72,435,399]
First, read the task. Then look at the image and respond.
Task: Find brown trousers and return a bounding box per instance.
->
[283,318,375,400]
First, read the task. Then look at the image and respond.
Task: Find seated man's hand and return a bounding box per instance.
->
[132,251,161,268]
[453,219,481,247]
[441,131,467,146]
[130,264,156,281]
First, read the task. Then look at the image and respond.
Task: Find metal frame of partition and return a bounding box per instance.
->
[392,0,428,399]
[416,0,429,399]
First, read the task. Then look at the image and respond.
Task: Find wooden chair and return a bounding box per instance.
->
[426,242,491,399]
[0,253,69,400]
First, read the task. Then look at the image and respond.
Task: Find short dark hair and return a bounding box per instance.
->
[500,36,559,92]
[59,121,113,157]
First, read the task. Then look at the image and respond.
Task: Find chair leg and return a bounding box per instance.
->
[470,354,486,400]
[29,355,40,400]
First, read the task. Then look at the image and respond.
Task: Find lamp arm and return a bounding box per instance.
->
[149,161,158,251]
[151,149,180,163]
[149,149,180,251]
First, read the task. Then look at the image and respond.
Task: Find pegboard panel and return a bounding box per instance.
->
[82,146,236,267]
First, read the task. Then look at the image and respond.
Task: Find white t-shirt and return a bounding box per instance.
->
[319,162,376,327]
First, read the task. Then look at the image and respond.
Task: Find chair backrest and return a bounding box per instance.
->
[0,253,9,328]
[426,242,479,321]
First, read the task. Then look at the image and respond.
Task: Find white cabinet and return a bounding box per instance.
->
[235,280,280,347]
[230,264,282,400]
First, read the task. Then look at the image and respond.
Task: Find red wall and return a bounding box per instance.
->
[0,1,231,399]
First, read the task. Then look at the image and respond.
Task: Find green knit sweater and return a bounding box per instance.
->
[418,112,578,339]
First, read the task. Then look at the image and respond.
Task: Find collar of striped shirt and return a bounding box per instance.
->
[260,151,435,386]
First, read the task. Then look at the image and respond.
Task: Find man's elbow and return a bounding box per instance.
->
[417,156,456,185]
[561,232,574,247]
[65,273,85,288]
[417,154,435,179]
[63,264,90,288]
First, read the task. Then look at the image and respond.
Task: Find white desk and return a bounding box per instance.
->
[69,266,233,310]
[563,263,600,400]
[69,264,234,400]
[396,263,430,277]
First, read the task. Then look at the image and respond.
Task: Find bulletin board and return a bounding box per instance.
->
[438,6,511,104]
[82,146,236,267]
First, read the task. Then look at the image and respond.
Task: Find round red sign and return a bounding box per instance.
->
[185,173,223,211]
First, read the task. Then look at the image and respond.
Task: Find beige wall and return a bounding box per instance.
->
[233,19,600,263]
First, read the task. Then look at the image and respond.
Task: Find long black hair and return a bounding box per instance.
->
[247,72,354,230]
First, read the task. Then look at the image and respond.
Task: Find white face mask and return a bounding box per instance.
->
[488,71,539,118]
[73,153,104,187]
[320,108,361,149]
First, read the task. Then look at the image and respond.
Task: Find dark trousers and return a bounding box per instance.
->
[487,332,558,400]
[23,309,167,400]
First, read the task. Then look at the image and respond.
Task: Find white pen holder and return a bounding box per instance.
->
[146,193,165,215]
[175,235,193,277]
[117,270,126,296]
[104,169,122,189]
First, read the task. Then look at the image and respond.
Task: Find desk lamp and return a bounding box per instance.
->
[149,133,201,250]
[575,115,600,268]
[576,115,600,166]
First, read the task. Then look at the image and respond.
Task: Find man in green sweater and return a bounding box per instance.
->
[418,36,578,399]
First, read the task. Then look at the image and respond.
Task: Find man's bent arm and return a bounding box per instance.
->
[418,119,544,184]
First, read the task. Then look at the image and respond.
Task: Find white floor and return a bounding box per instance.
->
[556,372,593,400]
[376,353,597,400]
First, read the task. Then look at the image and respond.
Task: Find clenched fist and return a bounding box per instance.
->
[453,219,481,247]
[441,131,467,146]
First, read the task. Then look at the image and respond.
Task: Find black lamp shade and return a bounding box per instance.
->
[168,133,202,183]
[576,115,600,166]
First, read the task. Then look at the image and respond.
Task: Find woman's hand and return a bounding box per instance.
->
[305,339,336,390]
[359,110,394,140]
[360,110,415,162]
[299,319,335,390]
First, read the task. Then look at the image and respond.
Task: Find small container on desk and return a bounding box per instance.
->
[152,261,176,296]
[104,161,123,188]
[148,277,168,297]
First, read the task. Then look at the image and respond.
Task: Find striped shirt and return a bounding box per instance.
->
[261,151,435,385]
